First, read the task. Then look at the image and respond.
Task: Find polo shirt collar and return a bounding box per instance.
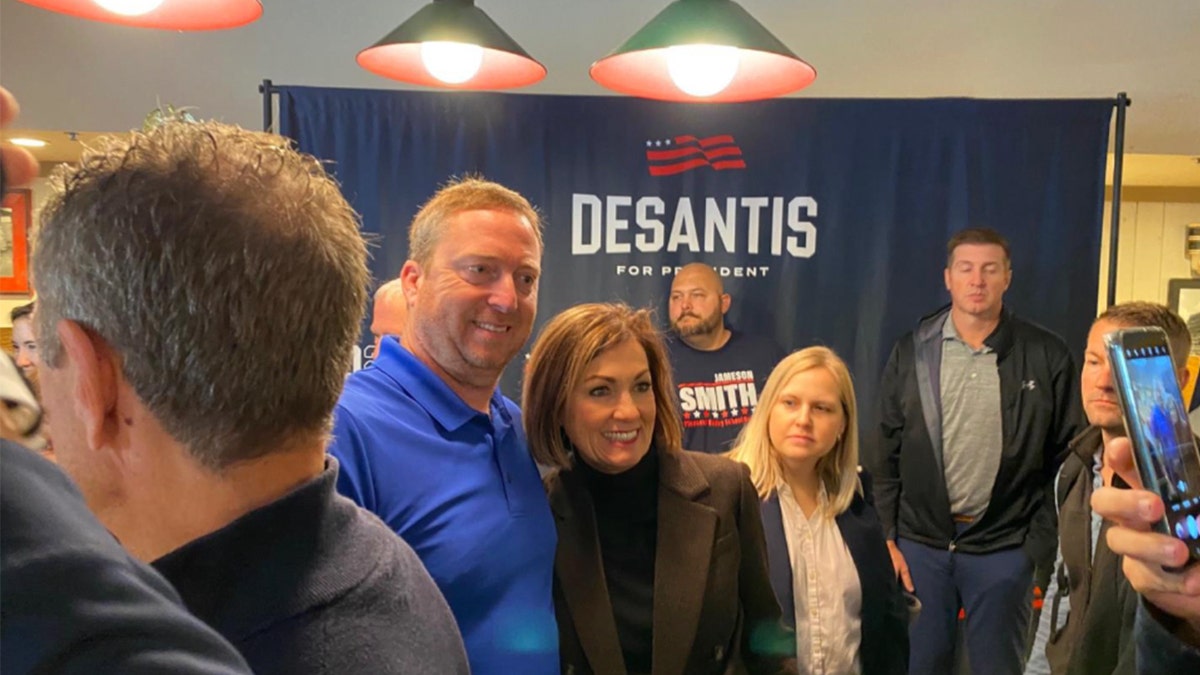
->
[373,336,511,434]
[941,312,996,354]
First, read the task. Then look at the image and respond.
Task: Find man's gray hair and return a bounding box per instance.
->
[34,121,369,470]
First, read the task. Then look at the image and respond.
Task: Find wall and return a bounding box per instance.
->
[0,177,49,328]
[1098,193,1200,316]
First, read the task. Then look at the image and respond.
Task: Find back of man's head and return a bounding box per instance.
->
[34,121,369,470]
[371,278,407,350]
[1097,301,1191,371]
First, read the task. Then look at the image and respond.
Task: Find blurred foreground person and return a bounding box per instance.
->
[2,85,250,674]
[32,120,467,674]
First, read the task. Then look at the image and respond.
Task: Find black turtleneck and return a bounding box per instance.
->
[577,447,660,675]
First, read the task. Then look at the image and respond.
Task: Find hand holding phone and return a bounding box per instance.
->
[1092,438,1200,631]
[1105,326,1200,565]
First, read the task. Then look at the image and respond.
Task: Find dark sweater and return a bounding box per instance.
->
[152,457,469,675]
[579,448,660,675]
[0,440,251,674]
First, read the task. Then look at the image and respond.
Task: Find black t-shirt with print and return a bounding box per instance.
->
[666,330,785,454]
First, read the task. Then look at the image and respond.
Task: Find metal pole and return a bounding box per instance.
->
[1107,92,1131,308]
[259,79,274,132]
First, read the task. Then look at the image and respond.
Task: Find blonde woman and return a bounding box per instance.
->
[730,347,908,675]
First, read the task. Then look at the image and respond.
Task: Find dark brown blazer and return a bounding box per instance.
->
[545,449,796,675]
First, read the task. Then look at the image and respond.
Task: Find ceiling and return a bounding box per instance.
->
[3,0,1199,176]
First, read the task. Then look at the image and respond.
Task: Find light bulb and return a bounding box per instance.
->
[93,0,165,16]
[420,42,484,85]
[666,44,741,98]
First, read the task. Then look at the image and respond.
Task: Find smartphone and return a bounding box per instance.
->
[1105,326,1200,564]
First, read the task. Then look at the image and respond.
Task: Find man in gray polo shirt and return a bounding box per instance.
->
[869,227,1083,675]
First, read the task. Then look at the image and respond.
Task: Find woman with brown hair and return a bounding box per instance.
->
[524,302,794,675]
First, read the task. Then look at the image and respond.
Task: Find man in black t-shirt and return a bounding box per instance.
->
[666,263,785,454]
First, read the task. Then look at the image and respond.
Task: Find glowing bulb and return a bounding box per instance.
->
[93,0,165,15]
[666,44,741,98]
[420,42,484,85]
[9,138,47,148]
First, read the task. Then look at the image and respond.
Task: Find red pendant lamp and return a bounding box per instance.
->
[358,0,545,90]
[591,0,816,103]
[17,0,262,30]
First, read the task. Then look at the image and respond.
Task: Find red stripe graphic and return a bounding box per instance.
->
[710,159,747,170]
[673,134,735,148]
[646,146,704,161]
[646,134,745,176]
[649,158,710,176]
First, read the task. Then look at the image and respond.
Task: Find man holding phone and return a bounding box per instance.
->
[1027,302,1190,675]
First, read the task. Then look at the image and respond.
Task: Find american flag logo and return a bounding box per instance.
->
[645,134,746,176]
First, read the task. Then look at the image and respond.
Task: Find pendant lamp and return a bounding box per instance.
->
[17,0,262,30]
[591,0,816,103]
[358,0,545,90]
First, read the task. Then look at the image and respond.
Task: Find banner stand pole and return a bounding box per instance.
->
[259,79,275,133]
[1106,92,1131,308]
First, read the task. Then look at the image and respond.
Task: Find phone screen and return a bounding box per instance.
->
[1109,333,1200,560]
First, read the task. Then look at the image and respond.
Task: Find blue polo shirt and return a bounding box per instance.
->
[329,337,559,675]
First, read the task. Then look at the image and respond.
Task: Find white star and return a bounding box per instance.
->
[666,139,672,145]
[655,140,662,147]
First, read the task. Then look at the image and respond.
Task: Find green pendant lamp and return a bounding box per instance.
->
[358,0,545,90]
[591,0,816,103]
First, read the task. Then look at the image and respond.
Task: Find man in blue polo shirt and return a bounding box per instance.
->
[330,177,559,675]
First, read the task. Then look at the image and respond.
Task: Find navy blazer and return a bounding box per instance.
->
[761,475,909,675]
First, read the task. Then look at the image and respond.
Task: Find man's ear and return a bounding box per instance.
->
[720,293,732,315]
[56,320,120,452]
[1177,365,1192,393]
[400,260,422,308]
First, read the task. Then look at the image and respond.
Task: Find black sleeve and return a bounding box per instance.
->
[869,340,907,540]
[1133,600,1200,674]
[1048,347,1086,468]
[1026,347,1084,570]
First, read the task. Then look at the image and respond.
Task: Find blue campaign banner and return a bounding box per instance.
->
[278,86,1111,428]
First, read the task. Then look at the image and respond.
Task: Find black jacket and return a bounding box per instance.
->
[868,304,1084,558]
